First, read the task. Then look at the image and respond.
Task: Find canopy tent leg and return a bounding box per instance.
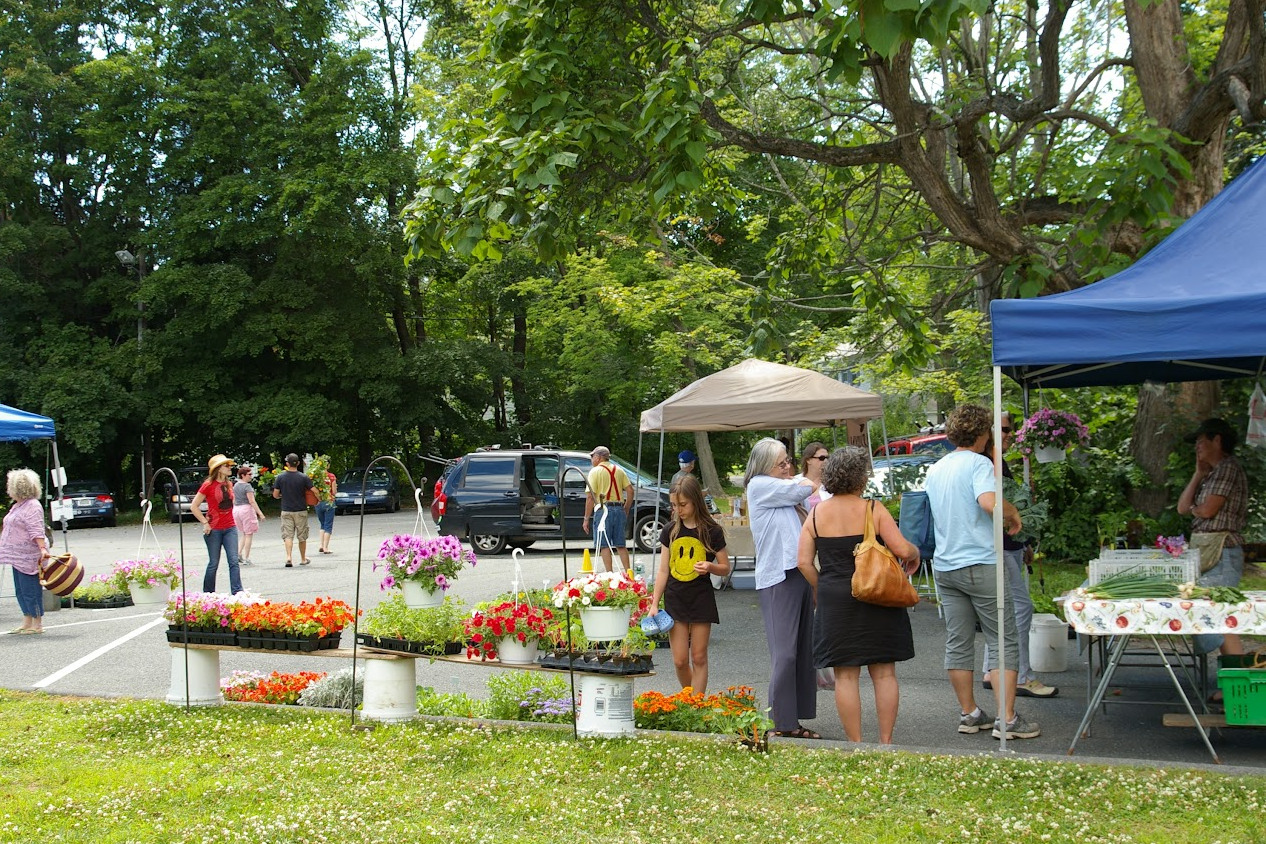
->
[994,366,1011,752]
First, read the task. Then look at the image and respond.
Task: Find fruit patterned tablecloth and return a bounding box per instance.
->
[1063,590,1266,636]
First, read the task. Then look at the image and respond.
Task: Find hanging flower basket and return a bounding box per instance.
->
[1015,409,1089,460]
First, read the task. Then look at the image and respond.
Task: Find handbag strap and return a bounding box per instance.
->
[862,500,878,544]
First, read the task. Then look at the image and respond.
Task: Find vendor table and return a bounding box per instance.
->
[1064,591,1266,763]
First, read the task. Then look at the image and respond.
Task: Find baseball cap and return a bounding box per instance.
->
[590,446,610,459]
[1185,418,1236,445]
[677,450,696,463]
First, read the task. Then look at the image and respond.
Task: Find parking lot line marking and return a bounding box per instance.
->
[33,617,167,689]
[41,612,162,630]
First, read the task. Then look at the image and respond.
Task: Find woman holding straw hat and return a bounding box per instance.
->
[191,454,243,594]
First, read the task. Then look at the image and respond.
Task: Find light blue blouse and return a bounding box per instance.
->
[746,474,813,589]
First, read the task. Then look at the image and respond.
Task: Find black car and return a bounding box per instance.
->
[163,466,209,523]
[334,467,402,515]
[435,448,670,555]
[53,480,117,527]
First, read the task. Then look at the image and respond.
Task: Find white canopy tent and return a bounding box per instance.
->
[634,358,886,582]
[640,358,883,433]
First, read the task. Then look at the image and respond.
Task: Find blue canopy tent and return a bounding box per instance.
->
[0,403,70,551]
[984,155,1266,750]
[992,155,1266,388]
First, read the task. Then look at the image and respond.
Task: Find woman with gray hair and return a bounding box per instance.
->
[797,447,919,743]
[744,436,821,738]
[1,469,52,634]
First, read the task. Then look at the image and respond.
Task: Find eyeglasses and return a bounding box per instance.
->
[810,455,829,461]
[1001,427,1012,433]
[775,459,792,468]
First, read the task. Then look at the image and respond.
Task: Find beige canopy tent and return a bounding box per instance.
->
[639,358,883,432]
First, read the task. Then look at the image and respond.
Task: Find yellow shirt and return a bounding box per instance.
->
[587,461,631,505]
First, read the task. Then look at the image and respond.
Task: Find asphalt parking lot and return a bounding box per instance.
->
[3,509,1264,771]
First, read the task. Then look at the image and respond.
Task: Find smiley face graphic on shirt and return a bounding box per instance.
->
[670,535,708,581]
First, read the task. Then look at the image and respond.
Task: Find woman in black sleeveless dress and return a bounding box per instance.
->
[797,447,920,744]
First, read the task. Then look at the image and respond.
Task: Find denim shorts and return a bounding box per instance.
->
[592,504,628,550]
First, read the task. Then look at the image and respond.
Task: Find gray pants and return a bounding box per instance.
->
[935,563,1019,672]
[982,549,1035,683]
[757,568,817,732]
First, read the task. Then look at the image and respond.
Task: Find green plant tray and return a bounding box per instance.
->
[1217,657,1266,726]
[73,596,134,609]
[166,627,237,647]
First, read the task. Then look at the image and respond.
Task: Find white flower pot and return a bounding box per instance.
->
[580,606,632,641]
[497,636,539,665]
[402,580,444,608]
[1035,445,1066,464]
[129,582,171,606]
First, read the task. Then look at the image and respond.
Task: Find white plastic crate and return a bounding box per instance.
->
[1089,549,1199,585]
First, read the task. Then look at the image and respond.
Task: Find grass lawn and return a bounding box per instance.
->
[1,691,1263,843]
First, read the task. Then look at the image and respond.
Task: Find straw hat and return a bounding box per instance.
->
[207,454,236,474]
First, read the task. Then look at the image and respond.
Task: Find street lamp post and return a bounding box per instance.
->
[116,249,149,500]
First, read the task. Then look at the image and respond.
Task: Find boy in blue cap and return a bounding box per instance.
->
[672,450,697,488]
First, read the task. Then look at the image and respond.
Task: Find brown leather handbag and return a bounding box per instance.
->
[851,501,919,608]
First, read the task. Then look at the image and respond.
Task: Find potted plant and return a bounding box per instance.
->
[72,573,133,609]
[1014,408,1089,463]
[464,599,553,664]
[552,570,651,641]
[163,590,254,645]
[358,593,469,656]
[112,553,183,605]
[376,533,477,608]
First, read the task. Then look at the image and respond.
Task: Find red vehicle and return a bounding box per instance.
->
[874,433,951,457]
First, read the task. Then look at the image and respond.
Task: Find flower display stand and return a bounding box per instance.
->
[165,642,419,722]
[166,647,224,706]
[401,581,444,609]
[579,606,632,640]
[129,583,171,606]
[576,674,636,737]
[360,658,418,722]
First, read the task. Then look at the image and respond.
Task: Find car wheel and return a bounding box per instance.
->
[170,513,182,524]
[104,516,117,528]
[470,533,509,555]
[634,512,665,554]
[391,496,400,512]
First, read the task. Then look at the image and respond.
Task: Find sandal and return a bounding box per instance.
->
[300,559,311,566]
[772,726,823,740]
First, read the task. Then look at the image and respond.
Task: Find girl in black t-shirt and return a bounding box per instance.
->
[650,475,730,692]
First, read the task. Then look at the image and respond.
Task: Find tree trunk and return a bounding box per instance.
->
[1128,381,1219,516]
[693,432,724,497]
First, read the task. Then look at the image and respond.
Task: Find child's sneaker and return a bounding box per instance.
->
[958,709,991,734]
[992,713,1041,739]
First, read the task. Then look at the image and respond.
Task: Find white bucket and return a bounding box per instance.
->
[166,647,224,706]
[361,658,418,722]
[1029,613,1069,673]
[576,674,636,737]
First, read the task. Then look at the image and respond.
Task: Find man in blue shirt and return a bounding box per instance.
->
[925,404,1038,740]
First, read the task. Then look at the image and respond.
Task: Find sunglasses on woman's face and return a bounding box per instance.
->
[810,454,829,461]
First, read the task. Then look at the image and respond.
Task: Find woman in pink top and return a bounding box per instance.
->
[1,469,52,634]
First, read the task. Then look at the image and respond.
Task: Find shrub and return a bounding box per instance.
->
[298,668,363,709]
[486,672,573,723]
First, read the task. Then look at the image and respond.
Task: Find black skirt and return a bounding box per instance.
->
[813,535,914,667]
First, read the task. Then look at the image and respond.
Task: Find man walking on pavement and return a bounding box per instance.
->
[272,453,313,567]
[583,445,633,573]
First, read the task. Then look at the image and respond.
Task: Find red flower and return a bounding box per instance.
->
[1115,616,1129,628]
[1226,616,1238,628]
[1168,619,1183,631]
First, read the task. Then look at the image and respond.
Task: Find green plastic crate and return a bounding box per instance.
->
[1217,655,1266,726]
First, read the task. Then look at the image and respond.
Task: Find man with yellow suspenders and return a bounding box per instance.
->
[582,445,633,572]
